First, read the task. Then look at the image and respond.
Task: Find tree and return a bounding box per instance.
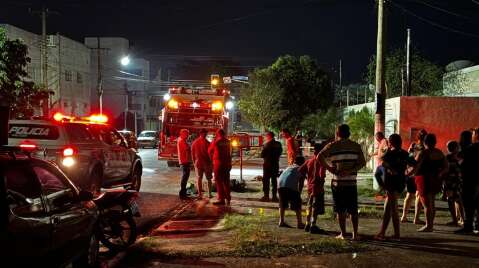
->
[300,107,340,140]
[345,107,374,163]
[0,27,48,118]
[366,48,444,97]
[237,69,286,131]
[239,55,333,131]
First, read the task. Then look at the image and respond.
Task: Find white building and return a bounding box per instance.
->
[1,24,92,116]
[443,61,479,97]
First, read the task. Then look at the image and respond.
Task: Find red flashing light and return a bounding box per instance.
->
[88,114,108,124]
[53,112,64,121]
[63,147,75,157]
[19,142,37,151]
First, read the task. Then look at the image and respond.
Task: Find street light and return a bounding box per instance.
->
[121,56,130,66]
[225,100,234,110]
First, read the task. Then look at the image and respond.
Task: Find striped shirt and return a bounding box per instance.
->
[318,138,366,187]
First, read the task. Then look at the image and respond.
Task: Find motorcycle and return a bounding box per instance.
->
[93,190,140,251]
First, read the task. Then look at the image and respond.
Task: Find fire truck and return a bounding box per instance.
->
[158,86,229,166]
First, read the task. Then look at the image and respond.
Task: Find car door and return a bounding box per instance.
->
[110,128,132,179]
[32,162,95,261]
[3,163,51,260]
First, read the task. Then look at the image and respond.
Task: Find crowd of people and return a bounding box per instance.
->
[176,124,479,240]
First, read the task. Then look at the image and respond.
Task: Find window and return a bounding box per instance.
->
[65,123,92,142]
[33,166,74,211]
[76,72,83,84]
[65,70,72,81]
[4,165,44,217]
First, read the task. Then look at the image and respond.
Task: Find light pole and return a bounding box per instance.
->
[121,56,130,130]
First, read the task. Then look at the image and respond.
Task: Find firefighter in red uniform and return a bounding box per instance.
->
[208,129,232,206]
[191,129,213,199]
[177,129,191,199]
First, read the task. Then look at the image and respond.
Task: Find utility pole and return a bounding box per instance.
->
[406,28,411,96]
[374,0,387,190]
[375,0,386,136]
[124,81,129,130]
[97,37,103,114]
[57,33,62,110]
[87,38,110,114]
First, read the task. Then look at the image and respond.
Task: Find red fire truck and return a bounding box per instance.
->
[158,86,229,166]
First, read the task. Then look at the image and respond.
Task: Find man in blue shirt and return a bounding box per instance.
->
[277,156,306,228]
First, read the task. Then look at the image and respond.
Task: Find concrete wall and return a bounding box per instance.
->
[399,97,479,151]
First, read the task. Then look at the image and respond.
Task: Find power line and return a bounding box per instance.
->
[390,1,479,39]
[415,0,472,20]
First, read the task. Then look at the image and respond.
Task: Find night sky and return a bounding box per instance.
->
[1,0,479,83]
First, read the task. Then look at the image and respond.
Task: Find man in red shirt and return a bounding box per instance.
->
[281,129,298,166]
[177,129,191,199]
[208,129,232,206]
[191,129,213,199]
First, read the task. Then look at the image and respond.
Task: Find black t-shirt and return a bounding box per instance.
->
[261,140,283,168]
[461,142,479,185]
[382,148,409,192]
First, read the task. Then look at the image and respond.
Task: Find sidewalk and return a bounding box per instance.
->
[114,178,479,268]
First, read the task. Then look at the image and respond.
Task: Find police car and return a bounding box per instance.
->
[8,113,142,193]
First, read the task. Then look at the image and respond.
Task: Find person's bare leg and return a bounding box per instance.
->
[295,210,304,228]
[456,197,465,224]
[414,192,424,224]
[207,179,213,198]
[336,212,347,239]
[401,192,413,222]
[377,195,392,238]
[279,207,286,225]
[351,213,359,240]
[418,195,433,232]
[391,194,400,238]
[196,176,203,198]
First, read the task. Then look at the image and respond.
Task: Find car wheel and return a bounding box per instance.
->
[127,166,141,192]
[73,234,99,268]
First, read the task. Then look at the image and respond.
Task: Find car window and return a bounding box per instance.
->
[33,166,75,211]
[65,123,93,142]
[140,132,156,137]
[111,130,125,146]
[4,165,45,217]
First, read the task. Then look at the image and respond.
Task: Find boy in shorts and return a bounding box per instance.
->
[299,142,327,234]
[278,156,306,229]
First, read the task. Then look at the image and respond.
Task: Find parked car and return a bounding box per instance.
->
[8,113,142,193]
[137,130,159,148]
[0,146,99,267]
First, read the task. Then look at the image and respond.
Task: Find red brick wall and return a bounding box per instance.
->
[399,97,479,152]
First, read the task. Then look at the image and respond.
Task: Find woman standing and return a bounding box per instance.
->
[408,134,448,232]
[375,134,409,240]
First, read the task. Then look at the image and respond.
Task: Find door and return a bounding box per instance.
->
[3,163,51,259]
[111,129,133,178]
[33,163,94,260]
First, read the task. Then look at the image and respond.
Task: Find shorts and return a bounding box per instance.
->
[331,185,358,215]
[195,166,212,181]
[406,176,417,193]
[307,192,325,215]
[278,188,301,211]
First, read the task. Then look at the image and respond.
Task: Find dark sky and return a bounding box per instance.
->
[1,0,479,83]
